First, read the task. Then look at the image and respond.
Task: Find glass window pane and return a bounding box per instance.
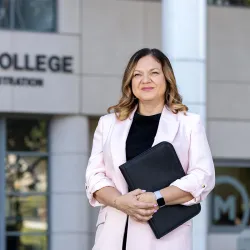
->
[0,0,56,32]
[0,0,10,28]
[14,0,56,32]
[208,0,250,7]
[6,196,47,233]
[212,167,250,227]
[6,235,47,250]
[7,119,48,152]
[5,156,47,193]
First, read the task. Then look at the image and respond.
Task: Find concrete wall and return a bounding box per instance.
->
[207,6,250,158]
[207,6,250,250]
[0,0,82,114]
[81,0,162,115]
[0,31,81,114]
[0,0,162,118]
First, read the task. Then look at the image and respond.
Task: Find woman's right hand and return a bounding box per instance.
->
[114,189,158,222]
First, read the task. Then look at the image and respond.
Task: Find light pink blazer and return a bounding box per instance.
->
[85,106,215,250]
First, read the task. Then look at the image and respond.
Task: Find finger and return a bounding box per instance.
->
[135,214,147,222]
[135,201,157,209]
[136,209,147,216]
[135,214,153,222]
[137,209,157,217]
[131,189,146,196]
[146,206,159,212]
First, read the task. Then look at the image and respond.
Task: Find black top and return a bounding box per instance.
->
[126,112,161,161]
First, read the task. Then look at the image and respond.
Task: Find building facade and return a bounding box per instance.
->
[0,0,250,250]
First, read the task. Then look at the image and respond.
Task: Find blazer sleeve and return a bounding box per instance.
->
[85,116,116,207]
[170,115,215,206]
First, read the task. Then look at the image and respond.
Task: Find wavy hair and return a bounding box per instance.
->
[108,48,188,120]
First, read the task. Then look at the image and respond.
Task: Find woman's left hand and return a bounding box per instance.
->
[137,192,159,209]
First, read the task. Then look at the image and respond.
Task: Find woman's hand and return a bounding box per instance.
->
[137,192,159,211]
[114,189,157,222]
[137,192,158,206]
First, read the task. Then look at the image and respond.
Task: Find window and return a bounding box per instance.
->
[211,160,250,232]
[208,0,250,7]
[0,118,49,250]
[0,0,56,32]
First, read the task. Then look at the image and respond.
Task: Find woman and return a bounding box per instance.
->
[85,48,215,250]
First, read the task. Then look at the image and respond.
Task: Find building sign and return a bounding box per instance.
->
[0,52,74,87]
[213,176,250,228]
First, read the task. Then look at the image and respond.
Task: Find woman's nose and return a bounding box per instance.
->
[142,74,151,83]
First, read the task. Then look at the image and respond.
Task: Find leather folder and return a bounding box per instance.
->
[119,141,201,239]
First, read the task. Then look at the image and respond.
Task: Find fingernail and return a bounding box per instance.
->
[154,210,157,213]
[142,190,146,192]
[154,204,158,207]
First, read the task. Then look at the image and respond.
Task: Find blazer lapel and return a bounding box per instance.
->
[110,107,137,169]
[110,107,137,194]
[152,106,180,146]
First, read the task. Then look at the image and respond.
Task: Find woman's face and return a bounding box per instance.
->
[131,55,166,103]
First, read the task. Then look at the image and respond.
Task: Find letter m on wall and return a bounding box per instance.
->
[214,195,236,221]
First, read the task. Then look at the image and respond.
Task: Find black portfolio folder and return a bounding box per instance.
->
[119,141,201,239]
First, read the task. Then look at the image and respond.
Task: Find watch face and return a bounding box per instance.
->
[157,197,165,207]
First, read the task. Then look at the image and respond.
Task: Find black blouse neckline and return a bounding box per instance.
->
[134,112,162,121]
[126,111,161,161]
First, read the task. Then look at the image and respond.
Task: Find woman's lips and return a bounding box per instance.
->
[142,87,154,91]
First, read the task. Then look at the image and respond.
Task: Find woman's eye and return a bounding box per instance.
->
[134,74,140,77]
[152,72,159,75]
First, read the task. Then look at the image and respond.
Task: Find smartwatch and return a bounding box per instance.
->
[154,190,166,207]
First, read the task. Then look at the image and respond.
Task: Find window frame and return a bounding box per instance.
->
[209,158,250,233]
[0,116,51,250]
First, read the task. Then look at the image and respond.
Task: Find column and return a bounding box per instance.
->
[49,116,94,250]
[162,1,208,250]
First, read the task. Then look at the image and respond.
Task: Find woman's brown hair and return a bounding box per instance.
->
[108,48,188,120]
